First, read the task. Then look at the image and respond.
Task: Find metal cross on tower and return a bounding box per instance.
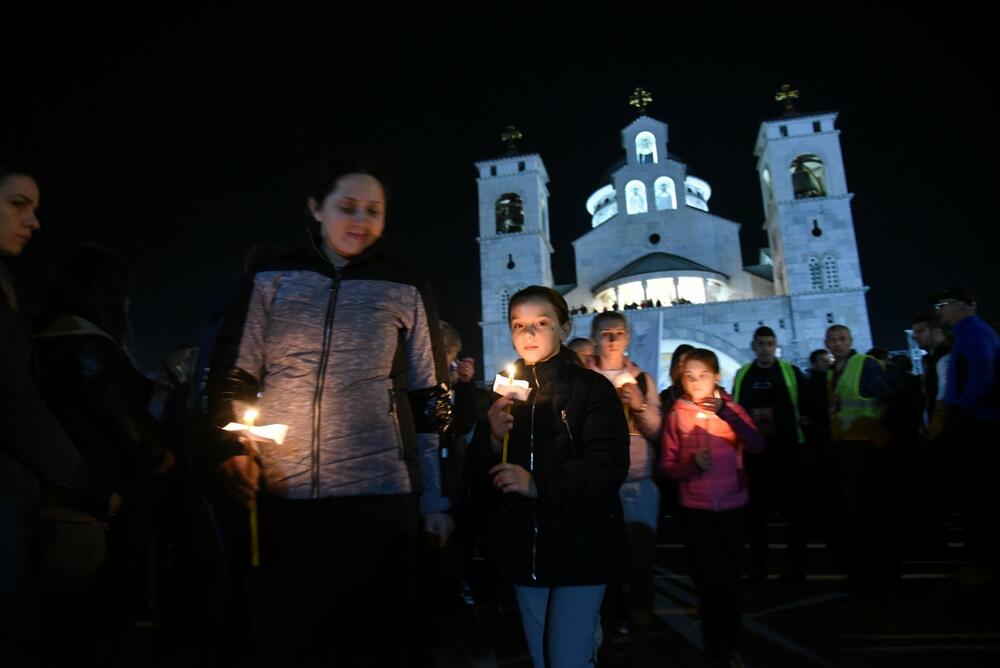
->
[629,87,653,115]
[501,126,523,152]
[775,84,800,112]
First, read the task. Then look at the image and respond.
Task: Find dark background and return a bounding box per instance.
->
[5,7,995,372]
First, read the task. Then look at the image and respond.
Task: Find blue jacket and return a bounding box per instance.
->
[945,315,1000,422]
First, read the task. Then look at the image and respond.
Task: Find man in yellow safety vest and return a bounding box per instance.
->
[824,324,893,589]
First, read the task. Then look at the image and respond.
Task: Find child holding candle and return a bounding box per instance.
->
[660,349,764,667]
[481,285,629,668]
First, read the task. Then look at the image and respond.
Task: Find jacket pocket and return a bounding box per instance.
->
[388,388,404,460]
[560,409,574,443]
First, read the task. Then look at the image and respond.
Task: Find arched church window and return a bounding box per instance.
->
[653,176,676,210]
[495,193,524,234]
[822,254,840,290]
[790,154,827,200]
[635,131,658,164]
[625,180,648,215]
[761,166,773,202]
[808,256,822,290]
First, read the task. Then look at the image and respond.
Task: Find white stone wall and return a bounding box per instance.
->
[568,290,871,371]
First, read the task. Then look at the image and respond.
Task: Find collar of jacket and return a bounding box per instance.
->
[267,226,386,277]
[513,346,583,388]
[302,226,384,266]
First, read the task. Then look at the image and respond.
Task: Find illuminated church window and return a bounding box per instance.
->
[495,193,524,233]
[625,180,648,214]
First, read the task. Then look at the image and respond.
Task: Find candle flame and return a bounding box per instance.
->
[506,365,516,379]
[243,409,258,425]
[695,411,707,419]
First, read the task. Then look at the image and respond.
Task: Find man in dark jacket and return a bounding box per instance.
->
[732,326,809,581]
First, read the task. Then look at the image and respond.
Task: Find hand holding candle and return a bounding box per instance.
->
[693,410,714,472]
[612,371,638,422]
[488,395,515,462]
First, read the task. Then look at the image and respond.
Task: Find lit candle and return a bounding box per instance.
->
[613,371,637,427]
[243,409,260,568]
[501,365,515,464]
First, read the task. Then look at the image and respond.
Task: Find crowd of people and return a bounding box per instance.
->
[2,147,999,667]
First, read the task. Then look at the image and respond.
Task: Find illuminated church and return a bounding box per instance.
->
[475,89,873,388]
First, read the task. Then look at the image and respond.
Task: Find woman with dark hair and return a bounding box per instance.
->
[206,154,453,666]
[32,244,174,662]
[480,285,629,668]
[0,151,84,656]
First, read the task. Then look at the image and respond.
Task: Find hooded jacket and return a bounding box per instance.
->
[660,392,764,511]
[477,347,630,586]
[206,231,452,513]
[34,314,170,517]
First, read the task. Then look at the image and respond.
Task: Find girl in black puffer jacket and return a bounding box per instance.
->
[480,285,629,668]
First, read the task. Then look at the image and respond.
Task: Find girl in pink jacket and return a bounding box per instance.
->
[660,349,764,667]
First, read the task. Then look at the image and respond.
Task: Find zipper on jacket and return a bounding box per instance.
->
[561,409,573,443]
[311,268,342,499]
[529,365,541,581]
[388,389,405,460]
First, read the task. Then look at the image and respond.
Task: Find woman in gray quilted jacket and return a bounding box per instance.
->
[206,155,454,667]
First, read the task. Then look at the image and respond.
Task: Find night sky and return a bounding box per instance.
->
[6,8,995,372]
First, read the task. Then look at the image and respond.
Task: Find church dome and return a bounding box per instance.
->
[592,252,728,293]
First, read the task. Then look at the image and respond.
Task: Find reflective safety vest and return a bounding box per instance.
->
[732,360,805,443]
[827,354,887,445]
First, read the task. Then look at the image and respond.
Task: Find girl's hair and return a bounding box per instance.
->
[0,148,37,185]
[439,320,462,353]
[682,348,720,374]
[590,311,628,339]
[308,153,389,206]
[669,343,695,384]
[508,285,570,326]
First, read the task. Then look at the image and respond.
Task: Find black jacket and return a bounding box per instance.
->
[0,271,84,635]
[476,347,630,586]
[0,279,83,514]
[34,315,171,517]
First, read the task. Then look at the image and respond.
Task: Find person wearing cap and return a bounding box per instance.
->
[930,286,1000,581]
